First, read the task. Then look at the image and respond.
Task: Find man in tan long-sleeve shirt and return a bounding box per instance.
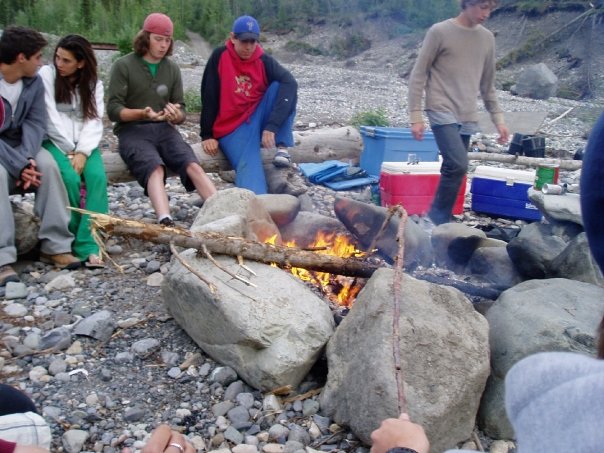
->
[408,0,509,225]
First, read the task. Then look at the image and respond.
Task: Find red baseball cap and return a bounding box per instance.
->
[143,13,173,37]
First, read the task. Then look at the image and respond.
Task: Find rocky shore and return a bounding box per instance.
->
[2,38,604,453]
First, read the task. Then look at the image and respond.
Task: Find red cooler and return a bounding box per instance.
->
[379,161,465,215]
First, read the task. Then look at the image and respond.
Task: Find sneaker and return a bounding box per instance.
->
[39,252,82,270]
[272,148,292,168]
[0,264,20,286]
[159,217,176,227]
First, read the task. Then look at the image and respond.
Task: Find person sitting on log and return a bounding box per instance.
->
[1,26,81,286]
[200,15,298,194]
[107,12,216,227]
[39,34,108,268]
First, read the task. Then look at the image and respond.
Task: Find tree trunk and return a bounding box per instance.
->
[468,152,582,170]
[103,126,363,183]
[89,212,380,278]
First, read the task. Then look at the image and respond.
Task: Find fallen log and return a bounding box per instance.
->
[87,211,381,278]
[103,126,363,183]
[468,152,582,170]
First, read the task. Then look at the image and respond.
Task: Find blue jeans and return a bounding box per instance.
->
[428,124,471,225]
[219,82,296,194]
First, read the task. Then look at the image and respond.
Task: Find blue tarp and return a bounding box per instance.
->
[298,160,378,190]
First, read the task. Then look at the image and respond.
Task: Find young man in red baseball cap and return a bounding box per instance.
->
[107,13,216,226]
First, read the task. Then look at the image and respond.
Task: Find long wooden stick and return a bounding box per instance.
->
[80,210,381,278]
[392,206,409,414]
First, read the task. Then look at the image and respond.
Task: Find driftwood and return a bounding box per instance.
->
[87,211,380,278]
[103,126,363,183]
[468,152,582,170]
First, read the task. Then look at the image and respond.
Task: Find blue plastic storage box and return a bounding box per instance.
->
[470,166,542,221]
[359,126,440,176]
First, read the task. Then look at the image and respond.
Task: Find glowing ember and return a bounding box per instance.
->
[267,231,365,307]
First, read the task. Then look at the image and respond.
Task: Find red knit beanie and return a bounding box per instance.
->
[143,13,173,37]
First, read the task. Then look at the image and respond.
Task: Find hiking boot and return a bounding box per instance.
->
[39,252,81,270]
[272,148,292,168]
[0,265,20,286]
[159,217,176,227]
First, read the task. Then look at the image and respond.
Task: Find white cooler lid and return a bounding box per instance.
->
[473,165,535,183]
[381,160,442,174]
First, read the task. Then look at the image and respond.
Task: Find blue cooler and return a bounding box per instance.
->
[359,126,440,176]
[470,166,542,221]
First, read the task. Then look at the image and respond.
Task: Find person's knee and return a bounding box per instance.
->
[62,169,81,189]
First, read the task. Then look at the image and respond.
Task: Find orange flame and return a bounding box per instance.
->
[268,231,365,307]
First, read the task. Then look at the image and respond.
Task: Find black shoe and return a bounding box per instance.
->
[159,217,176,227]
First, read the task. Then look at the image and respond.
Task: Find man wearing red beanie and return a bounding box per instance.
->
[107,12,216,226]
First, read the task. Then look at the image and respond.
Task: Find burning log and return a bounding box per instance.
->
[86,211,381,278]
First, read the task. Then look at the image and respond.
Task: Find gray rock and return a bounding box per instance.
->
[514,63,558,100]
[478,278,604,438]
[528,190,582,226]
[302,399,320,417]
[39,327,72,351]
[115,352,135,363]
[4,282,28,300]
[227,405,251,425]
[550,233,604,286]
[124,406,146,422]
[48,358,67,376]
[320,269,490,453]
[3,303,28,317]
[333,197,433,270]
[163,252,334,391]
[23,332,41,350]
[224,425,244,444]
[212,401,235,417]
[73,310,116,341]
[131,338,161,358]
[62,429,89,453]
[287,425,311,446]
[257,194,301,226]
[268,424,290,443]
[507,222,567,279]
[235,392,255,410]
[224,380,245,401]
[210,366,238,386]
[468,247,523,288]
[192,188,281,243]
[431,223,489,273]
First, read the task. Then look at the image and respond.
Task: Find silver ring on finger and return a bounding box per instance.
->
[168,442,185,453]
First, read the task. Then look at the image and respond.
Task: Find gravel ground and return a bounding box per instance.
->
[1,40,603,453]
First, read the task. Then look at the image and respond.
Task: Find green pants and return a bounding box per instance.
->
[43,141,109,261]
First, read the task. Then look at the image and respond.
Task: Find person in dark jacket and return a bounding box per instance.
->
[107,13,216,226]
[1,26,80,287]
[200,15,298,194]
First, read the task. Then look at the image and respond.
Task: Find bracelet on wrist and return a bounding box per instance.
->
[386,448,419,453]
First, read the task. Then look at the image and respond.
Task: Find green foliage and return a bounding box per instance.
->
[183,88,202,113]
[1,0,463,46]
[329,32,371,59]
[284,40,325,56]
[350,108,390,128]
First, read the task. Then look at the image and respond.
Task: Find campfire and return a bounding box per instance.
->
[267,231,366,306]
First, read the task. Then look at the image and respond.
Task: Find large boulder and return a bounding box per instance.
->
[162,251,335,391]
[192,188,281,242]
[507,222,567,279]
[528,190,582,226]
[478,278,604,438]
[320,269,490,453]
[333,197,433,270]
[550,233,604,286]
[513,63,558,100]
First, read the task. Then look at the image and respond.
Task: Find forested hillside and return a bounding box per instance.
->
[2,0,595,48]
